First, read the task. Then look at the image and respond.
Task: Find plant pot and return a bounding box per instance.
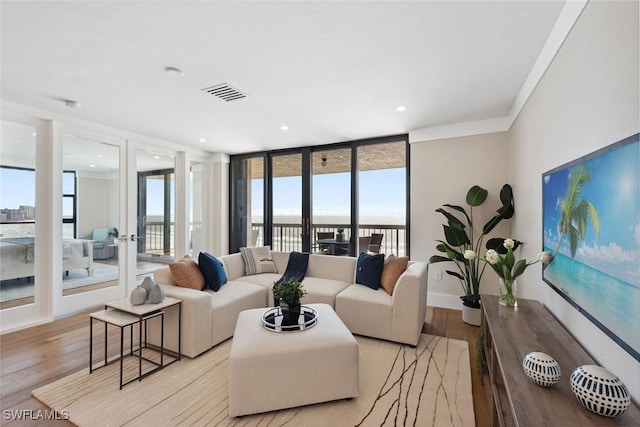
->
[280,302,301,326]
[462,304,481,326]
[336,233,344,242]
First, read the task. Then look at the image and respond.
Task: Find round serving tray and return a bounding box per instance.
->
[262,305,318,332]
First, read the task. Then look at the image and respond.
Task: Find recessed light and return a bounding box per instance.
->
[154,155,161,159]
[280,125,289,131]
[90,164,96,168]
[32,133,37,136]
[395,105,407,112]
[164,67,184,78]
[199,138,207,143]
[96,155,103,158]
[64,100,81,109]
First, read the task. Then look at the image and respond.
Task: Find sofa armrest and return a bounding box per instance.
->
[390,261,428,346]
[146,281,213,358]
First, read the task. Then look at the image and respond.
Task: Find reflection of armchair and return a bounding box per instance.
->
[90,228,116,260]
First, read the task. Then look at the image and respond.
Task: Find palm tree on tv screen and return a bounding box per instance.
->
[553,164,601,258]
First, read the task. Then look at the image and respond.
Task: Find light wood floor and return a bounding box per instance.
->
[0,306,489,427]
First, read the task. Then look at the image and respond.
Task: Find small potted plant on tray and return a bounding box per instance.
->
[336,227,345,242]
[273,278,308,326]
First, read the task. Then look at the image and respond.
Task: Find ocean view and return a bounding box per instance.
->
[543,247,640,355]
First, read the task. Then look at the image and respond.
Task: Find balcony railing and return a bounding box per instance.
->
[251,223,406,256]
[144,221,174,256]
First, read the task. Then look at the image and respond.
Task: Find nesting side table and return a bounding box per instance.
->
[89,296,181,389]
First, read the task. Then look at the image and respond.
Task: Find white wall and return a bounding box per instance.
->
[410,132,510,309]
[509,0,639,402]
[76,173,118,238]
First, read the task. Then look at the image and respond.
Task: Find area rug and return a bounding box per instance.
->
[32,334,474,427]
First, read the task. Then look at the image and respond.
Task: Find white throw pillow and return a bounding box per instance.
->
[240,246,277,275]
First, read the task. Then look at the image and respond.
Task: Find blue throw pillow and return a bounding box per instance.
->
[355,252,385,290]
[198,252,227,291]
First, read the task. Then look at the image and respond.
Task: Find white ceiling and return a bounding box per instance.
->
[1,1,567,155]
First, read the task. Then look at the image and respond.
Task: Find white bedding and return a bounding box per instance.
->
[0,237,94,281]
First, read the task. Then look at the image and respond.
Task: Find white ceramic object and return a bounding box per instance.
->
[570,365,630,417]
[129,285,147,306]
[147,283,165,304]
[140,276,154,294]
[461,305,481,326]
[522,352,561,387]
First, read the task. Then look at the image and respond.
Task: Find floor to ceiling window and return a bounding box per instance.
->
[357,140,408,256]
[230,155,266,252]
[229,135,409,256]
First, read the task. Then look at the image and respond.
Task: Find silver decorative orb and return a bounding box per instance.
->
[522,352,561,387]
[570,365,630,417]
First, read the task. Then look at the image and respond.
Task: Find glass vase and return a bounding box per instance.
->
[499,278,517,307]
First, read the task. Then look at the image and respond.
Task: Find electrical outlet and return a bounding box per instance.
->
[435,271,442,280]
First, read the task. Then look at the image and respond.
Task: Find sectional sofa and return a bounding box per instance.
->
[150,251,428,358]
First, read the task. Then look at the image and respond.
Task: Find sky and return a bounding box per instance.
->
[542,137,639,286]
[251,167,406,221]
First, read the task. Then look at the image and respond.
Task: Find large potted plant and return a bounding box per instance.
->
[273,278,308,326]
[429,184,515,325]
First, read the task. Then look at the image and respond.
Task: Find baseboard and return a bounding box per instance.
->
[427,292,462,310]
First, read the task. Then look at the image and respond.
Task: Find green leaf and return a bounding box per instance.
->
[482,184,515,234]
[442,204,472,225]
[499,184,515,219]
[429,255,451,264]
[512,259,527,278]
[466,185,488,206]
[486,238,505,251]
[443,224,470,246]
[502,264,511,280]
[461,294,481,308]
[435,243,447,253]
[435,208,466,230]
[504,250,515,269]
[446,270,465,280]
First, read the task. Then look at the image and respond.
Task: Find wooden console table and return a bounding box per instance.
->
[481,294,640,426]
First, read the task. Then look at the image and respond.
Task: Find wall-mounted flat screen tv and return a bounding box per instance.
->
[542,133,639,362]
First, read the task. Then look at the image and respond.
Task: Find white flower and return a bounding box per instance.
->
[485,249,499,265]
[538,251,553,264]
[503,238,515,250]
[464,250,476,260]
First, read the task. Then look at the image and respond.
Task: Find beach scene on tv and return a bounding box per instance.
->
[542,135,639,361]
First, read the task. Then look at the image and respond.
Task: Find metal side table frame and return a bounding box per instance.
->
[89,296,182,389]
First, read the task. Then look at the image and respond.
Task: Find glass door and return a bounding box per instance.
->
[136,150,175,262]
[271,152,305,252]
[230,155,264,252]
[61,134,122,297]
[311,147,352,254]
[0,122,38,310]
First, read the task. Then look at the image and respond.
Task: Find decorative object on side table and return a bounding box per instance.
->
[130,285,147,306]
[570,365,631,417]
[273,278,307,326]
[522,352,561,387]
[336,227,345,242]
[140,276,154,294]
[429,184,515,325]
[147,283,165,304]
[484,239,552,307]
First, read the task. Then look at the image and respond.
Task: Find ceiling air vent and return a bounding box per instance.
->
[201,83,248,102]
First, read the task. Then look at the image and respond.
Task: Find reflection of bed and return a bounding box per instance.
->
[0,237,94,282]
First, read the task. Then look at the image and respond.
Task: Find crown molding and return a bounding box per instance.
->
[410,0,589,144]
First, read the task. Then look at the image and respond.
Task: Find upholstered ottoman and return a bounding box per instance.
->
[228,303,359,417]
